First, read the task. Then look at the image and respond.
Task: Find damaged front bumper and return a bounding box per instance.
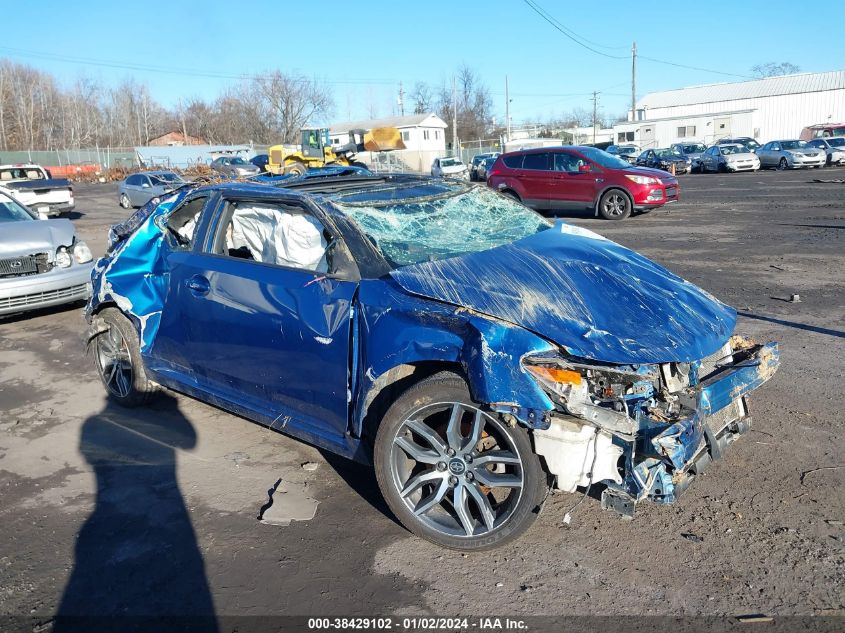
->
[533,339,780,518]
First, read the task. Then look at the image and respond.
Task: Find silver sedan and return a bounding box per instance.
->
[757,140,826,170]
[806,137,845,166]
[118,171,186,209]
[210,156,261,178]
[0,190,93,315]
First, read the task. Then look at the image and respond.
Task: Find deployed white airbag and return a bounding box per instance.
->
[229,204,327,272]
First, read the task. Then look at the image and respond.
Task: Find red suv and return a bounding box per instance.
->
[486,145,680,220]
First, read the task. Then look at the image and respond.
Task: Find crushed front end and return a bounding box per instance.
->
[525,335,780,517]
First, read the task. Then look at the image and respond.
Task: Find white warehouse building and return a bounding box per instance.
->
[613,70,845,149]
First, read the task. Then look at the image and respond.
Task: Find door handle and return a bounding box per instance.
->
[186,275,210,296]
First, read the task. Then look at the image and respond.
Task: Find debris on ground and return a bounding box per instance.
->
[301,462,319,472]
[681,533,704,543]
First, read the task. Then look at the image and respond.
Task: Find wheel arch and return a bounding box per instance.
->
[352,297,556,446]
[593,185,634,217]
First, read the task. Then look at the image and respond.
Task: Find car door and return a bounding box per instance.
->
[636,150,651,167]
[548,151,597,209]
[518,152,552,209]
[136,175,154,205]
[151,193,357,449]
[432,158,440,176]
[703,147,717,170]
[759,143,776,167]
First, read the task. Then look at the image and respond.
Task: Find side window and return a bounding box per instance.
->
[165,196,208,249]
[553,152,579,172]
[209,201,331,274]
[503,154,523,169]
[522,152,550,170]
[771,144,780,151]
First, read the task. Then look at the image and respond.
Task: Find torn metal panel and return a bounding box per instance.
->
[391,220,736,365]
[90,196,183,351]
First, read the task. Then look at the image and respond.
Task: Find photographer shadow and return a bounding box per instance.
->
[55,393,217,632]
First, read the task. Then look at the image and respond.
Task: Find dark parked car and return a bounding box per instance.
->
[210,156,261,178]
[86,174,778,550]
[670,143,707,172]
[250,154,270,172]
[636,149,691,174]
[469,152,500,181]
[486,146,680,220]
[118,171,187,209]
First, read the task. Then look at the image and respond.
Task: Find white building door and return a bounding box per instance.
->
[714,117,732,142]
[639,125,655,148]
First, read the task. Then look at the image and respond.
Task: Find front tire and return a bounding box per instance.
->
[778,157,789,170]
[374,372,546,551]
[598,189,632,220]
[286,162,306,177]
[119,193,131,209]
[93,308,158,407]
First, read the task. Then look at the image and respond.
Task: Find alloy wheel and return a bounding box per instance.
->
[602,193,628,218]
[95,324,133,398]
[388,402,525,538]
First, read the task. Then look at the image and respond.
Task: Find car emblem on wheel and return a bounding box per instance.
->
[448,459,466,475]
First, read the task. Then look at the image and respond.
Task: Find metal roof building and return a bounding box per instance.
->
[612,70,845,148]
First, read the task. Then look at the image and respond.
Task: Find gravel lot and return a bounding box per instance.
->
[1,169,843,627]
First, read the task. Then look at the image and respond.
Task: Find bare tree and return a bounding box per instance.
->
[410,81,432,114]
[751,62,801,78]
[252,71,334,143]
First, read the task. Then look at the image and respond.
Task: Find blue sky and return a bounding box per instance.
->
[4,0,842,126]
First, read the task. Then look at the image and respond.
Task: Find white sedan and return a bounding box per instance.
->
[431,156,469,179]
[806,137,845,166]
[699,144,760,172]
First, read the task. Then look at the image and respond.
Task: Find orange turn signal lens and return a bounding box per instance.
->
[525,366,582,385]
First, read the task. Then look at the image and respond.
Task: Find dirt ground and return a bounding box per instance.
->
[1,169,843,629]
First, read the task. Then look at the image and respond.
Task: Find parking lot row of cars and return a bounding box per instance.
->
[607,135,843,173]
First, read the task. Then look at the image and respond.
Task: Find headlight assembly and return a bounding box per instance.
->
[55,247,72,268]
[73,240,93,264]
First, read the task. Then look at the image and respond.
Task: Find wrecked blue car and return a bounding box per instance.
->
[85,175,779,550]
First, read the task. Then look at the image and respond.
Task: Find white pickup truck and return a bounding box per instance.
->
[0,164,74,217]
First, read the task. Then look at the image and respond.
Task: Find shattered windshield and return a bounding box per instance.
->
[440,158,462,167]
[333,185,551,268]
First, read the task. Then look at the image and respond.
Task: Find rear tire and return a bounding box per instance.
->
[93,308,158,407]
[374,372,546,551]
[598,189,632,220]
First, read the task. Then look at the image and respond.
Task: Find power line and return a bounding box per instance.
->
[522,0,628,60]
[638,54,754,80]
[523,0,755,80]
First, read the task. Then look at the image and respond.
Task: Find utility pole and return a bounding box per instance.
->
[631,41,637,121]
[591,91,599,144]
[505,75,511,146]
[398,81,404,116]
[451,76,457,156]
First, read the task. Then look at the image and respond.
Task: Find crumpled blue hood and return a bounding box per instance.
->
[389,223,736,364]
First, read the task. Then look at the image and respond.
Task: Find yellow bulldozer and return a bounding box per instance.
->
[266,127,406,176]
